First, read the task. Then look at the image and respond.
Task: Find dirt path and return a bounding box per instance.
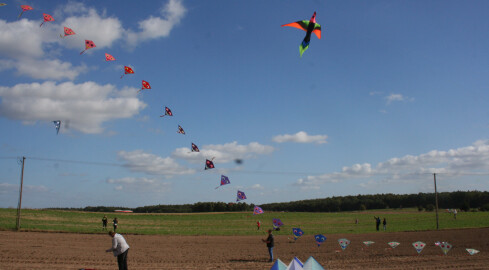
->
[1,228,488,269]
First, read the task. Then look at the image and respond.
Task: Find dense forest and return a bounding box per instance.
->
[49,191,489,213]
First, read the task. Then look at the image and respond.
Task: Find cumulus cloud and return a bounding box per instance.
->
[0,58,87,80]
[172,141,275,163]
[272,131,328,144]
[106,177,172,193]
[0,81,147,133]
[295,140,489,189]
[118,150,195,176]
[385,93,414,104]
[0,19,51,59]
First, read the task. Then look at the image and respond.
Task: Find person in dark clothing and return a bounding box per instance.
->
[113,217,118,231]
[262,229,274,262]
[102,215,108,231]
[383,218,387,231]
[374,216,381,231]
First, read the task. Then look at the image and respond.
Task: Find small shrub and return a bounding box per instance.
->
[425,204,435,212]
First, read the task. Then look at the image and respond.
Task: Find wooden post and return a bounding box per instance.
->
[434,173,439,230]
[16,156,25,231]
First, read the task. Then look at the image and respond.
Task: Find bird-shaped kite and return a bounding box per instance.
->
[177,125,185,135]
[18,5,33,18]
[191,142,199,152]
[40,13,54,27]
[138,80,151,93]
[160,107,173,117]
[53,120,61,135]
[80,40,96,55]
[120,66,134,78]
[105,53,115,61]
[282,12,321,57]
[205,159,215,170]
[60,27,75,38]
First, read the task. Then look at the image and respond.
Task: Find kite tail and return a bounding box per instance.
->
[60,34,64,38]
[80,50,86,55]
[18,12,24,19]
[299,40,310,57]
[40,22,44,27]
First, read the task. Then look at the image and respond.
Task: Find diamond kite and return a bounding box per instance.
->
[60,27,75,38]
[139,80,151,93]
[80,40,96,55]
[466,248,480,255]
[177,125,185,134]
[205,159,215,170]
[253,206,264,215]
[40,14,54,27]
[338,238,350,250]
[160,107,173,117]
[215,175,230,189]
[292,228,304,241]
[388,242,400,249]
[273,218,284,230]
[121,66,134,78]
[18,5,33,18]
[191,142,199,152]
[53,120,61,135]
[236,190,247,202]
[105,53,115,61]
[282,12,321,57]
[412,241,426,254]
[270,259,287,270]
[439,242,452,255]
[314,234,326,247]
[363,241,375,247]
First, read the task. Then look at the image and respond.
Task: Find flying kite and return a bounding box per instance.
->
[273,218,284,230]
[120,66,134,78]
[253,206,264,215]
[205,159,215,170]
[138,80,151,93]
[53,120,61,134]
[236,190,247,202]
[282,12,321,57]
[439,242,452,255]
[412,241,426,254]
[80,40,96,55]
[40,14,54,27]
[363,241,375,247]
[388,242,400,249]
[215,175,230,189]
[338,238,350,250]
[314,234,326,247]
[160,107,173,117]
[105,53,115,61]
[177,125,185,134]
[466,248,480,255]
[191,142,199,152]
[18,5,33,18]
[60,27,75,38]
[292,228,304,241]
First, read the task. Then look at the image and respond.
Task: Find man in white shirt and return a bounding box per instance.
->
[106,231,130,270]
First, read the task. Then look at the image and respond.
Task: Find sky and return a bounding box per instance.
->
[1,0,489,208]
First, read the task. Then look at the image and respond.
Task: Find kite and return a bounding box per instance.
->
[177,125,185,134]
[253,206,264,215]
[388,242,400,249]
[303,256,325,270]
[139,80,151,93]
[60,27,75,38]
[236,190,247,202]
[292,228,304,241]
[160,107,173,117]
[439,242,452,255]
[270,259,287,270]
[338,238,350,250]
[281,12,321,57]
[18,5,33,18]
[412,241,426,254]
[287,257,303,270]
[204,159,215,170]
[273,218,284,230]
[466,248,480,255]
[80,40,96,55]
[105,53,115,61]
[40,14,54,27]
[53,120,61,135]
[215,175,230,189]
[314,234,326,247]
[191,142,199,152]
[120,66,134,78]
[363,241,375,247]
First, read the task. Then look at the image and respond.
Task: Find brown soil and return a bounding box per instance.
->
[0,228,488,269]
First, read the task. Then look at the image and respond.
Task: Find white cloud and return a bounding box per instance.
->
[0,81,147,134]
[1,58,87,80]
[272,131,328,144]
[295,140,489,189]
[0,183,48,194]
[172,141,275,163]
[0,19,51,59]
[118,150,195,176]
[106,177,172,193]
[385,93,414,104]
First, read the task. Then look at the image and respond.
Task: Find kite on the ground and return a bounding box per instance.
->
[215,175,230,189]
[53,120,61,134]
[138,80,151,93]
[303,256,325,270]
[105,53,115,61]
[253,206,264,215]
[287,257,303,270]
[40,14,54,27]
[60,27,75,38]
[363,241,375,247]
[120,66,134,78]
[338,238,350,250]
[412,241,426,254]
[292,228,304,241]
[236,190,247,202]
[177,125,185,134]
[466,248,480,255]
[191,142,199,152]
[388,242,400,249]
[273,218,284,230]
[160,107,173,117]
[281,12,321,57]
[80,40,96,55]
[205,159,215,170]
[270,259,287,270]
[18,5,33,18]
[314,234,326,247]
[439,242,452,255]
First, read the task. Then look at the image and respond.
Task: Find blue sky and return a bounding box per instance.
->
[1,0,489,208]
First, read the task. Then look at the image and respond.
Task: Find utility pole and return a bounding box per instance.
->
[16,156,25,231]
[433,173,439,230]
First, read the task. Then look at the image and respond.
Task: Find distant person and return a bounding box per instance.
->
[262,229,274,262]
[453,209,457,219]
[106,231,130,270]
[374,216,381,231]
[257,220,261,230]
[383,218,387,231]
[102,215,108,231]
[355,218,359,224]
[113,217,118,231]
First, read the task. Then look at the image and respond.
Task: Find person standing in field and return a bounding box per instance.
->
[106,231,130,270]
[453,209,457,219]
[257,220,261,230]
[102,215,108,231]
[374,216,381,231]
[262,229,274,262]
[383,218,387,231]
[113,217,118,231]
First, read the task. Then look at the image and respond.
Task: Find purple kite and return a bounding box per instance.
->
[253,206,264,215]
[236,190,247,202]
[215,175,230,189]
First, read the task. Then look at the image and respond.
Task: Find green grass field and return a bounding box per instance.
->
[0,208,488,236]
